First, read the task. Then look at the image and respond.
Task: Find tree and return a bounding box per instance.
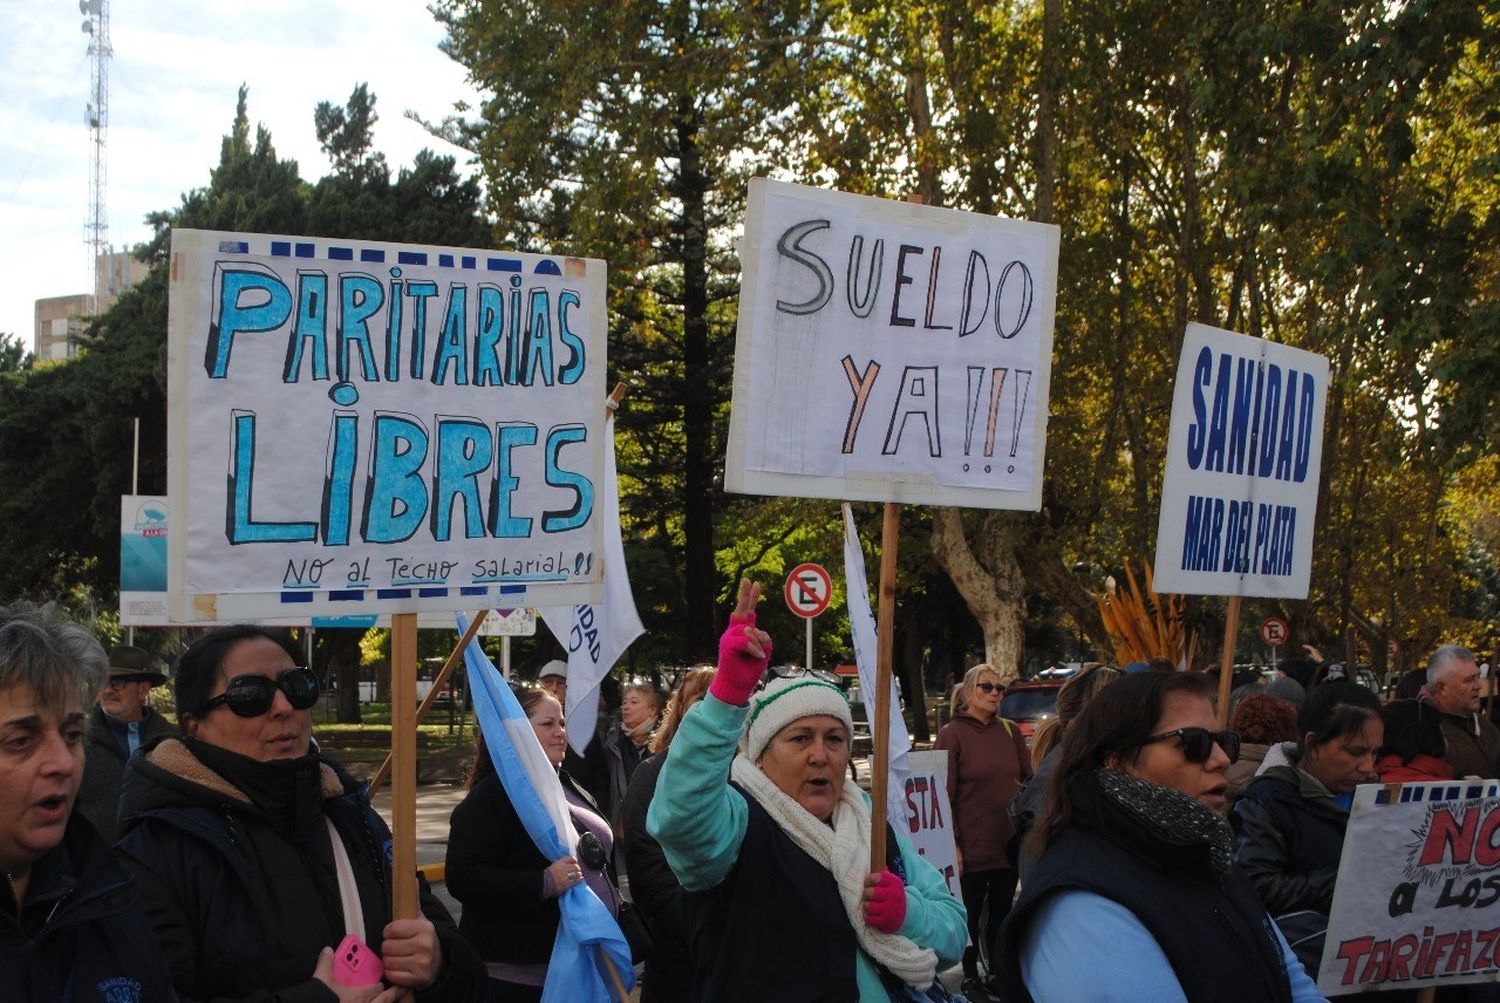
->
[0,85,492,720]
[0,333,31,372]
[430,0,836,659]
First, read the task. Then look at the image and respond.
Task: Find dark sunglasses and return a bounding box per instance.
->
[105,675,154,689]
[1143,727,1240,765]
[974,681,1003,694]
[197,667,320,718]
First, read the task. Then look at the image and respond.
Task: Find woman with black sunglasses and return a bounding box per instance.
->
[115,625,485,1003]
[992,671,1323,1003]
[933,663,1032,1002]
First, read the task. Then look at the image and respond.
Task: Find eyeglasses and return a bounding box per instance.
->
[1143,727,1240,765]
[974,682,1002,694]
[767,665,841,686]
[196,667,320,718]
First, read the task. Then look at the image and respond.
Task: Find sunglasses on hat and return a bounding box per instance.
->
[197,667,320,718]
[1142,726,1240,765]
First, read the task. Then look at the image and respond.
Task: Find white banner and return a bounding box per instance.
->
[843,503,911,827]
[902,750,960,897]
[1152,323,1329,599]
[1319,780,1500,995]
[541,420,644,755]
[726,180,1059,510]
[166,230,607,619]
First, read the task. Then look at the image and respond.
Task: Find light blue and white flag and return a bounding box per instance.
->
[541,417,644,756]
[459,613,634,1001]
[841,503,912,827]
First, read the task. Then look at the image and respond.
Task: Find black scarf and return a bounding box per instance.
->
[1094,768,1234,875]
[185,737,326,843]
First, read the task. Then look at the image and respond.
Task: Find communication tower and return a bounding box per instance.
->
[81,0,111,313]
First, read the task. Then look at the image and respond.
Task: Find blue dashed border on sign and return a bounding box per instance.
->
[234,238,557,275]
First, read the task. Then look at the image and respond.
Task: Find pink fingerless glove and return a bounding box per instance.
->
[863,869,908,934]
[709,612,772,706]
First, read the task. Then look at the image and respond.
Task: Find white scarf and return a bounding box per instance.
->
[729,755,938,990]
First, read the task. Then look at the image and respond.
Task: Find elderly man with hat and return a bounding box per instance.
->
[76,645,175,840]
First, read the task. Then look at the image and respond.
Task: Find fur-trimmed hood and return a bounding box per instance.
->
[117,736,354,825]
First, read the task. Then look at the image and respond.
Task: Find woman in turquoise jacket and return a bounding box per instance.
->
[648,580,966,1001]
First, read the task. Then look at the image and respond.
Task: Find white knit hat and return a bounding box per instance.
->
[742,676,854,763]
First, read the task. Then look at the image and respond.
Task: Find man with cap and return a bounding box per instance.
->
[76,646,175,840]
[539,658,611,810]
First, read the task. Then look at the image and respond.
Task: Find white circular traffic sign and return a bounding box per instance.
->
[784,563,832,619]
[1260,616,1289,647]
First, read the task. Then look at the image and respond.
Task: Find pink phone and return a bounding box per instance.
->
[332,933,384,987]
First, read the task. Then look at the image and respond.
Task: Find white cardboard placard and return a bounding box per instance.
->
[1318,780,1500,996]
[167,229,607,620]
[1152,323,1329,599]
[726,180,1059,509]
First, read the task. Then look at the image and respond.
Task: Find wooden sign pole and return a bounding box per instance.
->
[869,501,901,870]
[369,609,491,795]
[390,611,419,920]
[1216,594,1242,728]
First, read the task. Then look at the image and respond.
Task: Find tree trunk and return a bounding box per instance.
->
[1035,0,1061,224]
[314,627,365,724]
[897,608,931,743]
[673,96,719,659]
[930,507,1025,681]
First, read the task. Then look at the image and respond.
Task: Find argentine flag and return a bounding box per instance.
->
[459,613,634,1002]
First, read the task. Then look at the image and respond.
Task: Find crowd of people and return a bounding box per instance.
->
[2,591,1497,1002]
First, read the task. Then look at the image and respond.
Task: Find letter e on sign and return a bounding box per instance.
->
[784,563,832,619]
[1259,616,1289,647]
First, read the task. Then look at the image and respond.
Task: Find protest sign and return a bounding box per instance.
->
[902,750,959,897]
[166,230,607,620]
[725,179,1059,510]
[1152,323,1329,599]
[1318,780,1500,996]
[121,495,170,626]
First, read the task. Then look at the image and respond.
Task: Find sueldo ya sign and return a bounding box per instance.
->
[1152,324,1329,599]
[167,230,607,619]
[725,180,1060,510]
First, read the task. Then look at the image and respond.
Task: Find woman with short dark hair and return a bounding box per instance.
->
[994,671,1322,1002]
[1375,699,1452,783]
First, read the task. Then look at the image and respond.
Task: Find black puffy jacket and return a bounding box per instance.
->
[115,738,485,1003]
[1231,747,1349,919]
[619,753,692,1002]
[1,812,177,1003]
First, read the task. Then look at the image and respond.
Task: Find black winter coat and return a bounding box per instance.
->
[1231,758,1349,918]
[619,753,692,1002]
[115,738,485,1003]
[1,812,177,1003]
[445,769,613,967]
[75,705,175,841]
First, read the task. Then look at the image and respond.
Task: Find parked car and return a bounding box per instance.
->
[999,678,1066,746]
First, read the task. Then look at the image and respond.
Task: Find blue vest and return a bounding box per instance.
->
[997,799,1294,1003]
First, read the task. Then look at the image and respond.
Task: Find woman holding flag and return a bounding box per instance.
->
[648,580,966,1001]
[447,684,622,1002]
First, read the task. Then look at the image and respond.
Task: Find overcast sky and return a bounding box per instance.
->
[0,0,480,349]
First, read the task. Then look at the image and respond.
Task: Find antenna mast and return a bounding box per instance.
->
[82,0,110,314]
